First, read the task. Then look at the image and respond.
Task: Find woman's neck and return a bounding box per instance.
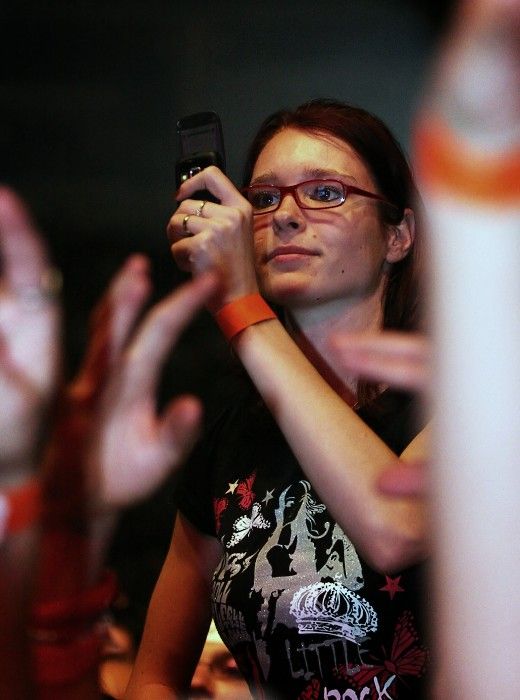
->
[285,293,384,403]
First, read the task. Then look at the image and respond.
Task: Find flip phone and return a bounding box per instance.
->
[175,111,226,203]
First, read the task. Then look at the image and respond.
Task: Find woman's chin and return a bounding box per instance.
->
[262,280,314,307]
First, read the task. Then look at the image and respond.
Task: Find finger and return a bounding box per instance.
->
[168,211,207,242]
[0,187,50,289]
[175,198,218,220]
[176,166,246,208]
[455,0,520,33]
[158,395,204,466]
[167,200,220,243]
[343,352,427,392]
[330,332,430,391]
[106,255,152,359]
[377,460,427,498]
[332,331,428,360]
[120,272,219,400]
[72,255,152,400]
[169,235,222,276]
[169,237,197,273]
[101,394,205,509]
[88,255,152,357]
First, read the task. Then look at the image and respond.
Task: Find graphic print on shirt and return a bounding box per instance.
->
[212,476,378,685]
[212,472,270,648]
[349,610,429,697]
[227,502,270,548]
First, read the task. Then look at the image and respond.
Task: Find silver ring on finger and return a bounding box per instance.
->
[195,200,207,217]
[182,214,193,235]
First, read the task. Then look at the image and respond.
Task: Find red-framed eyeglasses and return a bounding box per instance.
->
[242,179,395,214]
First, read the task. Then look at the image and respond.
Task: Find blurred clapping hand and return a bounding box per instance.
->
[330,331,429,498]
[0,188,61,486]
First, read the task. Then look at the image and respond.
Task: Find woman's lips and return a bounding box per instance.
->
[265,246,319,263]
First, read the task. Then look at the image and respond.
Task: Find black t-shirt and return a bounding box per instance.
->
[177,377,430,699]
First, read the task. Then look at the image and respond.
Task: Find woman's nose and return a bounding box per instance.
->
[272,194,305,234]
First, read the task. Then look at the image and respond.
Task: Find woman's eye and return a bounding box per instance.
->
[308,183,343,202]
[250,189,279,209]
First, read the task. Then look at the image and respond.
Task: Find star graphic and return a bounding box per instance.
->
[226,480,239,495]
[379,575,405,600]
[262,489,274,505]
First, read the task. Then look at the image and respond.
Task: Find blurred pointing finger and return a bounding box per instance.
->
[0,187,50,288]
[121,273,219,399]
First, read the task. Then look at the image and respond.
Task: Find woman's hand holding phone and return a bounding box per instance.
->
[168,166,259,310]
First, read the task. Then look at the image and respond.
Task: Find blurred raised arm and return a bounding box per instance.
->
[0,187,61,698]
[34,258,218,698]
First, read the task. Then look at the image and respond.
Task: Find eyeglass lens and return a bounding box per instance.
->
[246,180,346,213]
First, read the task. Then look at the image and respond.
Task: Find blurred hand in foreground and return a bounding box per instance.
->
[330,331,429,498]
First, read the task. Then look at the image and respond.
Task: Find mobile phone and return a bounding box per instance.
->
[175,111,226,203]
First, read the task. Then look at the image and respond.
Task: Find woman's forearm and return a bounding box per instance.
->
[126,514,220,698]
[232,317,428,572]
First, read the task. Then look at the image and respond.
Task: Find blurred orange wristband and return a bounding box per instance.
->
[215,294,277,341]
[31,569,118,685]
[414,116,520,204]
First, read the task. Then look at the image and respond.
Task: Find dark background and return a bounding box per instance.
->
[2,0,454,638]
[2,1,454,367]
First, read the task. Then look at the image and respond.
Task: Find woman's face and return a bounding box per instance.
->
[250,128,396,311]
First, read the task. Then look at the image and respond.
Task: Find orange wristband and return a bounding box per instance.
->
[0,477,41,543]
[414,116,520,204]
[215,294,277,341]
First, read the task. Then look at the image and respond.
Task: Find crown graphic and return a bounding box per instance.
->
[290,579,378,642]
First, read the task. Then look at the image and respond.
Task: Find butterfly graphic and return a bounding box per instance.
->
[235,472,256,510]
[226,502,270,548]
[352,610,429,696]
[213,497,228,532]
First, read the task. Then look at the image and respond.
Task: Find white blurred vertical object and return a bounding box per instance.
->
[414,2,520,695]
[427,195,520,697]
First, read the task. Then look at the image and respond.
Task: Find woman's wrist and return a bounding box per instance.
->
[214,293,277,341]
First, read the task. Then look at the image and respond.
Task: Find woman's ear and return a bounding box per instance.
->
[385,208,415,263]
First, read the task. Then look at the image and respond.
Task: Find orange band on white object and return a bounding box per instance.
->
[215,294,277,341]
[30,569,118,684]
[414,116,520,204]
[0,477,41,543]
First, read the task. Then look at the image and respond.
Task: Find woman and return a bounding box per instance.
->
[125,99,430,699]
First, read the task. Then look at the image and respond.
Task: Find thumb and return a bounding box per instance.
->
[158,395,204,466]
